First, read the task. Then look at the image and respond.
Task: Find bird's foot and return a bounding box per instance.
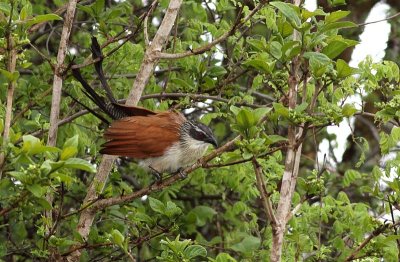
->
[176,168,187,179]
[149,166,162,184]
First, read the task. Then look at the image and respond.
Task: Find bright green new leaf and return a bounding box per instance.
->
[270,2,301,27]
[342,103,357,117]
[325,10,350,23]
[25,14,62,27]
[336,59,356,78]
[111,229,125,247]
[64,158,96,173]
[61,135,79,160]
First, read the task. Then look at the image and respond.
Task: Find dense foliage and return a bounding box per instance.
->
[1,0,400,261]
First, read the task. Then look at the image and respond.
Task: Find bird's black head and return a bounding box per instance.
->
[187,121,218,148]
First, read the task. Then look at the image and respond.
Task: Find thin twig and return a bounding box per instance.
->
[89,136,240,212]
[156,1,267,60]
[252,157,278,225]
[358,11,400,27]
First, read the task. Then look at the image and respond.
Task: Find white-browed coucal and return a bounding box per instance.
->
[71,38,217,174]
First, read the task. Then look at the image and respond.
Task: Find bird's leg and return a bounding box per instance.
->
[176,168,187,179]
[148,166,162,184]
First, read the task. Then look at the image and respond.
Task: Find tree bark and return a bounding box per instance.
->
[66,1,183,261]
[45,1,78,260]
[0,21,17,178]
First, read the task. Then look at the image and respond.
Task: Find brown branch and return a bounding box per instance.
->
[156,1,267,60]
[89,136,239,212]
[270,0,305,260]
[67,1,184,261]
[252,157,277,225]
[344,223,393,261]
[0,191,29,217]
[45,0,78,254]
[62,226,170,256]
[11,87,52,125]
[47,0,77,146]
[358,11,400,27]
[0,2,18,178]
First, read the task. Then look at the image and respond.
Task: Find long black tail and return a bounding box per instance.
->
[71,37,128,120]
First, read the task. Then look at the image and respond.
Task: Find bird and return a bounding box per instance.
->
[70,37,217,176]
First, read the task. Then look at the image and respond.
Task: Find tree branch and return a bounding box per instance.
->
[67,1,184,261]
[89,136,239,212]
[0,3,18,177]
[45,0,78,255]
[252,157,278,225]
[156,1,267,60]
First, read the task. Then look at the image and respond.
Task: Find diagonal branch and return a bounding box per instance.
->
[89,135,239,212]
[67,1,184,261]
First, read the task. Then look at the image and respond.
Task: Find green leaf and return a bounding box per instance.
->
[0,243,7,257]
[302,8,326,20]
[184,245,207,259]
[265,135,288,145]
[208,66,227,77]
[342,104,357,117]
[149,197,165,214]
[27,184,47,198]
[322,40,353,59]
[60,147,78,160]
[243,55,275,74]
[164,201,182,218]
[191,206,217,226]
[63,135,79,149]
[319,21,357,34]
[93,0,105,15]
[253,107,272,122]
[171,78,193,90]
[304,52,331,65]
[0,69,19,82]
[273,103,289,118]
[304,52,331,77]
[270,2,301,27]
[20,4,32,21]
[64,158,96,173]
[236,108,257,131]
[25,14,62,27]
[391,127,400,142]
[215,253,237,262]
[230,235,261,254]
[61,135,79,160]
[343,170,361,187]
[0,3,11,15]
[21,135,59,155]
[325,10,350,23]
[111,229,124,247]
[336,59,356,78]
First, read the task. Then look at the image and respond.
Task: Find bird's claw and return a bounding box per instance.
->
[177,168,187,179]
[149,166,162,184]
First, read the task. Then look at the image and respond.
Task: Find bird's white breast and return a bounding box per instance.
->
[139,137,209,173]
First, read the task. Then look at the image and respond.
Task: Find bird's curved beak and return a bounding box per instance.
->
[207,136,218,148]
